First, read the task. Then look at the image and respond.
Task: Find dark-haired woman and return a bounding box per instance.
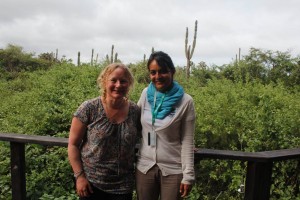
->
[136,51,196,200]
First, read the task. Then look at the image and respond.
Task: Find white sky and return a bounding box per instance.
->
[0,0,299,66]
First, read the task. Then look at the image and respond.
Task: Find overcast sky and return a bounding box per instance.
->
[1,0,299,66]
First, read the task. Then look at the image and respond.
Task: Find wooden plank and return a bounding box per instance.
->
[244,161,273,200]
[0,132,68,147]
[195,148,300,162]
[1,133,299,162]
[195,148,266,162]
[257,149,300,161]
[11,142,26,200]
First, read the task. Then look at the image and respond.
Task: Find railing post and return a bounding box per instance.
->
[244,161,273,200]
[10,142,26,200]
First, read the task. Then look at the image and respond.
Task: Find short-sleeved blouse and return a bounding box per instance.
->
[74,97,140,194]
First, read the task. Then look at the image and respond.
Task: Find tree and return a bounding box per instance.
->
[220,48,300,87]
[0,44,32,72]
[244,48,300,86]
[0,44,52,73]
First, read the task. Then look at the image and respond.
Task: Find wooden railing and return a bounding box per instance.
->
[0,132,299,200]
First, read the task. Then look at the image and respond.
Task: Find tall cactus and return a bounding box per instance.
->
[106,55,109,63]
[185,20,198,78]
[91,49,94,66]
[114,53,118,63]
[95,53,98,65]
[77,51,81,66]
[235,48,241,65]
[55,49,58,61]
[106,45,118,64]
[110,45,114,63]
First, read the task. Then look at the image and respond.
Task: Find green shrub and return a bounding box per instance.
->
[0,60,299,199]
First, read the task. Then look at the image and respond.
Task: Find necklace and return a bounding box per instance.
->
[103,97,128,123]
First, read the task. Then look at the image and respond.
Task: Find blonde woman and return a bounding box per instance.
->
[68,63,141,200]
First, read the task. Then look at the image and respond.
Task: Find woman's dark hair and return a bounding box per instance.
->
[147,51,176,73]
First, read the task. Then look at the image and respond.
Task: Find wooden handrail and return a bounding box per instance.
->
[194,148,300,162]
[0,132,68,147]
[0,132,299,200]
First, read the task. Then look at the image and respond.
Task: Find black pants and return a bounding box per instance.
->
[80,184,132,200]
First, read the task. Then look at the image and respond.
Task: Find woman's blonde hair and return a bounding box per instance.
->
[97,63,134,101]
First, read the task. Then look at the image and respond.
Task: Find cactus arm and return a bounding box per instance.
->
[190,20,198,58]
[185,27,189,58]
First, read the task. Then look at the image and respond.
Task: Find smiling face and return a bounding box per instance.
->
[105,67,130,100]
[149,60,174,92]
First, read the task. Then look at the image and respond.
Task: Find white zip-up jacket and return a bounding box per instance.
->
[136,87,196,184]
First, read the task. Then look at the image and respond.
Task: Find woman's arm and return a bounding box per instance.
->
[180,98,196,197]
[181,119,195,183]
[68,117,86,175]
[68,117,92,197]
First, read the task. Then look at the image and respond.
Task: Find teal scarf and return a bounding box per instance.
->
[147,81,184,120]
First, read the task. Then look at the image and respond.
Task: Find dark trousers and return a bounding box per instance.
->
[80,184,132,200]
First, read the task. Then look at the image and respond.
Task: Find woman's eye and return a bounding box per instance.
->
[120,80,128,84]
[149,69,170,75]
[110,79,128,84]
[150,70,156,75]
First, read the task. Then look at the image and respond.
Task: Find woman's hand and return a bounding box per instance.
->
[68,117,90,197]
[180,183,192,198]
[76,175,93,197]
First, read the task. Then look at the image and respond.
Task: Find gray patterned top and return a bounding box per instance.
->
[74,97,141,194]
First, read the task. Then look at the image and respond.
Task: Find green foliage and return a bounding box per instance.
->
[190,61,222,86]
[0,142,11,199]
[271,160,300,199]
[188,79,300,151]
[184,78,299,199]
[25,145,76,199]
[129,61,149,85]
[128,61,149,101]
[0,44,53,74]
[0,47,299,199]
[0,63,100,135]
[220,48,300,87]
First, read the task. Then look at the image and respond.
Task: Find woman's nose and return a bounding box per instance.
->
[154,72,162,78]
[115,80,121,87]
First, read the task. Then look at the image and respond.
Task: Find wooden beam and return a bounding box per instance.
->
[0,132,68,147]
[10,142,26,200]
[244,161,273,200]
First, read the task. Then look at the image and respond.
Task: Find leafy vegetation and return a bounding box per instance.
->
[0,44,299,199]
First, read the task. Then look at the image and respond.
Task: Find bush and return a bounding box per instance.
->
[0,58,299,199]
